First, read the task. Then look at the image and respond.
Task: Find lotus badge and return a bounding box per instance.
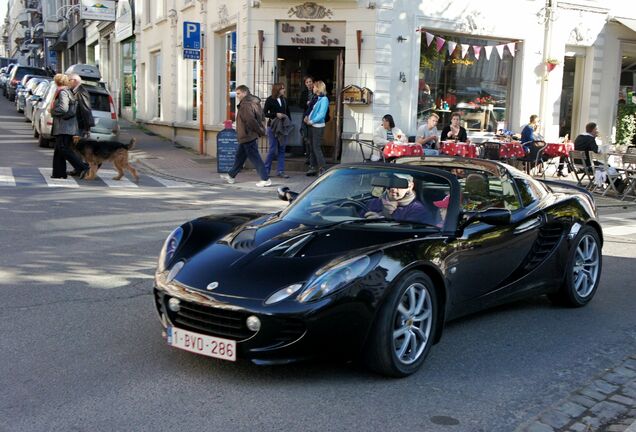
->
[206,282,219,291]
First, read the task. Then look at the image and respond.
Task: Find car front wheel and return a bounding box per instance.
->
[551,226,602,307]
[365,270,438,377]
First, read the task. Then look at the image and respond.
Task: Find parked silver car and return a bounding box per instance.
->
[24,79,50,122]
[16,76,47,113]
[33,78,120,147]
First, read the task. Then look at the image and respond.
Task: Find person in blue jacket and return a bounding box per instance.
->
[363,174,435,225]
[521,114,541,144]
[303,80,329,176]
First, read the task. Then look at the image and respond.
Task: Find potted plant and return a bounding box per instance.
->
[545,58,559,72]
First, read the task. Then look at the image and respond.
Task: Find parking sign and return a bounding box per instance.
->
[183,21,201,59]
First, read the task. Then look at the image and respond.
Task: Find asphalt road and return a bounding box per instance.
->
[1,97,635,432]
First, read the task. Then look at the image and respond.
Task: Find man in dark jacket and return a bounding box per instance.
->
[69,74,95,138]
[220,85,271,187]
[574,122,599,168]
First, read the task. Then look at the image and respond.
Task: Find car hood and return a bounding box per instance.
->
[170,213,439,299]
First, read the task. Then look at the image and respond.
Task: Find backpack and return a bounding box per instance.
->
[62,91,77,120]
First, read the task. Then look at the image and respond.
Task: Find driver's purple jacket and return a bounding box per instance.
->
[364,198,433,224]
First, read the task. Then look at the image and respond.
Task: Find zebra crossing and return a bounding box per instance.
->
[599,209,636,237]
[0,167,193,188]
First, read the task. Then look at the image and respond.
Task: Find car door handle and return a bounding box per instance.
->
[514,216,543,234]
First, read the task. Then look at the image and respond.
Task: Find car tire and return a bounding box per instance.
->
[38,134,50,148]
[33,126,39,138]
[364,270,438,377]
[549,226,602,307]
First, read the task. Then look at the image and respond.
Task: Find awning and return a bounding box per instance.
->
[614,17,636,33]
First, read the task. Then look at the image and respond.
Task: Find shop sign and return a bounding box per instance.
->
[81,0,116,22]
[277,21,345,47]
[115,0,133,42]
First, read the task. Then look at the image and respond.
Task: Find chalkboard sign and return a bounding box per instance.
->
[217,128,238,173]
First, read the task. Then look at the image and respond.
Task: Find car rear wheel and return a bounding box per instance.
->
[38,134,50,148]
[365,270,437,377]
[550,226,601,307]
[33,126,39,138]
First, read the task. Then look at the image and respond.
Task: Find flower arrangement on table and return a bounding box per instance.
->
[475,96,494,105]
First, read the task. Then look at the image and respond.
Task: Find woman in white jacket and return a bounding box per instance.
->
[372,114,407,161]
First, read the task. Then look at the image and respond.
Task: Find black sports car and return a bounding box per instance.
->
[153,157,602,377]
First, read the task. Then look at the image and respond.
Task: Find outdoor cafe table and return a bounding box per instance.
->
[499,142,526,159]
[383,142,423,159]
[440,141,478,158]
[543,142,574,158]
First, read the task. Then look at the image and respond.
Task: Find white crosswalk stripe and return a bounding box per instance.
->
[96,169,139,188]
[147,175,193,188]
[0,167,16,186]
[39,168,80,188]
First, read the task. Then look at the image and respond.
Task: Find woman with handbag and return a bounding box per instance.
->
[304,80,329,176]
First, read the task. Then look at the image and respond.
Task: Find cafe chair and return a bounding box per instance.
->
[569,150,595,189]
[518,140,547,177]
[590,152,626,196]
[481,142,501,161]
[620,153,636,200]
[357,139,385,163]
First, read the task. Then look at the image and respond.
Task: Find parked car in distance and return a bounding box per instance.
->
[6,65,49,101]
[2,63,17,96]
[32,82,57,147]
[65,63,119,141]
[25,80,50,123]
[16,76,48,113]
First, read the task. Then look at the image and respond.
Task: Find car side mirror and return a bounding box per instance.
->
[277,186,298,203]
[459,208,511,230]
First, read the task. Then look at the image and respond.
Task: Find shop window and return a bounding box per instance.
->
[225,30,237,122]
[152,52,162,119]
[418,32,514,133]
[122,40,135,109]
[188,60,199,121]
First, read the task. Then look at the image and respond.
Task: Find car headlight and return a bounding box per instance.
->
[265,283,303,305]
[297,254,377,303]
[158,227,184,272]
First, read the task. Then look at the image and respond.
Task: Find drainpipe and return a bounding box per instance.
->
[539,0,557,132]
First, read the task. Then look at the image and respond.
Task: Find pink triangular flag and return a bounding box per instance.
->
[506,42,516,57]
[447,41,457,55]
[435,37,445,52]
[473,45,482,60]
[484,45,493,60]
[495,44,505,59]
[461,44,470,58]
[425,32,434,47]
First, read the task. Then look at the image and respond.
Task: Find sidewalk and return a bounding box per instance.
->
[119,119,315,193]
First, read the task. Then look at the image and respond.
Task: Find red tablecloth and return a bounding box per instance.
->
[543,142,574,158]
[440,141,478,158]
[499,142,525,159]
[383,142,423,158]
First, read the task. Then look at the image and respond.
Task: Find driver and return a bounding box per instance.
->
[363,174,432,224]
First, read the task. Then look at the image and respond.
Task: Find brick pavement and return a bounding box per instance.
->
[120,119,636,431]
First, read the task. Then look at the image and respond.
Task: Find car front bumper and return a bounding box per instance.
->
[153,275,374,365]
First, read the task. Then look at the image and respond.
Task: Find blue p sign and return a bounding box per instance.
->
[183,22,201,50]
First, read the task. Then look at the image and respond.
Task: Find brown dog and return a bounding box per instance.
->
[72,136,139,182]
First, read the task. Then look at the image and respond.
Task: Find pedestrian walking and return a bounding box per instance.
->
[220,85,271,187]
[263,83,293,178]
[69,73,95,138]
[298,76,315,166]
[50,74,88,179]
[304,80,328,176]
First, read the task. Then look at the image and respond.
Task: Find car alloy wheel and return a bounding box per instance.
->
[550,226,602,307]
[393,282,433,365]
[365,270,438,377]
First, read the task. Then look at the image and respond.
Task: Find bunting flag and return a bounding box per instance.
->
[506,42,516,57]
[484,45,493,60]
[495,44,506,60]
[447,41,457,55]
[425,31,434,47]
[435,36,446,52]
[473,45,482,60]
[461,44,470,58]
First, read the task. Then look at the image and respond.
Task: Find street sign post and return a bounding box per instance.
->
[183,22,201,60]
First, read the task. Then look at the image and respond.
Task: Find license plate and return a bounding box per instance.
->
[167,326,236,362]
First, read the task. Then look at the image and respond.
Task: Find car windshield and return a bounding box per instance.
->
[280,167,452,228]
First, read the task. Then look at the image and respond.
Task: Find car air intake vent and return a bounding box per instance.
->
[522,224,564,272]
[164,297,256,341]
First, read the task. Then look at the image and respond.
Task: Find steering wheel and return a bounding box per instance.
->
[336,198,368,213]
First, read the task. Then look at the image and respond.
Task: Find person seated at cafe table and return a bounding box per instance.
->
[440,112,468,142]
[372,114,407,161]
[520,114,542,145]
[416,113,440,149]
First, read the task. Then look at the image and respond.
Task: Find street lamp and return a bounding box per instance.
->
[55,4,81,23]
